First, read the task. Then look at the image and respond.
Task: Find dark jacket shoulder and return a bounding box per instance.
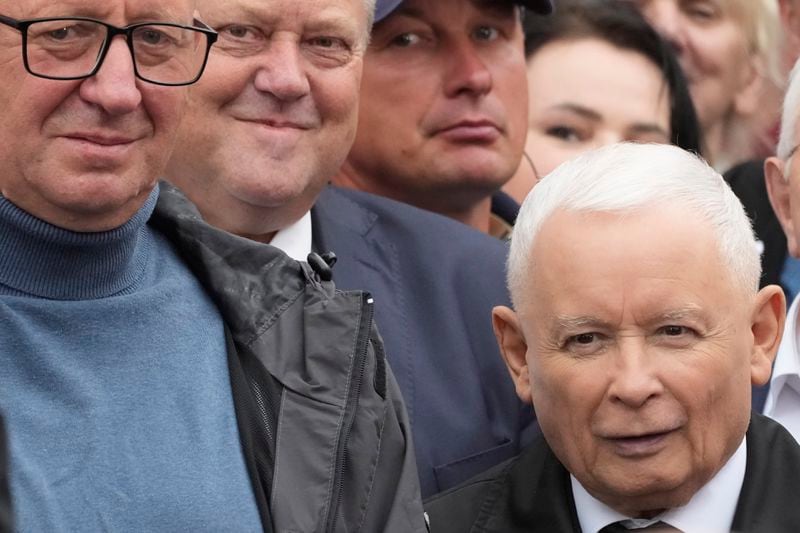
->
[151,183,427,533]
[428,414,800,533]
[314,186,509,256]
[425,434,580,533]
[732,414,800,531]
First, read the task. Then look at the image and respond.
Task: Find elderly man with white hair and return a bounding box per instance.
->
[426,142,800,532]
[764,58,800,444]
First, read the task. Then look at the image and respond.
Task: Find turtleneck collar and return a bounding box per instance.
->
[0,186,159,300]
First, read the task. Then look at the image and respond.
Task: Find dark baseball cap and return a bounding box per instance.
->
[375,0,553,22]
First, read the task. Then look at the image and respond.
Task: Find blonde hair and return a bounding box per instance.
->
[731,0,783,89]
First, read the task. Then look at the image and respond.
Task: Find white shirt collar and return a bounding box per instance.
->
[764,294,800,414]
[572,437,747,533]
[268,211,312,262]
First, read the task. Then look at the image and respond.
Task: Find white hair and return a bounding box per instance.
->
[507,143,761,311]
[777,57,800,172]
[365,0,377,29]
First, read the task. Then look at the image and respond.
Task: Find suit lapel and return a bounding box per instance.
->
[731,414,800,531]
[476,437,582,532]
[311,188,415,423]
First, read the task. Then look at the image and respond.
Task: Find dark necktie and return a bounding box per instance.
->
[598,520,681,533]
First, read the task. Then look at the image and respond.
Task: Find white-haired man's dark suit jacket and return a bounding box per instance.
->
[425,414,800,532]
[312,186,537,498]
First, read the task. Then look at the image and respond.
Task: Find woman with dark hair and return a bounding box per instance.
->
[504,0,703,203]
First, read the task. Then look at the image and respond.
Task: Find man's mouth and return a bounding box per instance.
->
[434,119,502,143]
[237,118,313,130]
[64,133,138,146]
[604,428,680,457]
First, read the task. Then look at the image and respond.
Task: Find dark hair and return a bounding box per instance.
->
[523,0,704,156]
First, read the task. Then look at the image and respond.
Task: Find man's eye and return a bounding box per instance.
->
[47,27,72,40]
[654,324,699,347]
[565,332,601,347]
[390,32,421,47]
[473,26,499,42]
[308,36,346,50]
[138,29,167,46]
[661,325,690,336]
[563,332,607,356]
[31,21,97,43]
[220,25,257,40]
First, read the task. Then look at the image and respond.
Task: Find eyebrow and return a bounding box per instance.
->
[552,315,611,331]
[551,306,705,331]
[643,306,706,325]
[387,6,426,20]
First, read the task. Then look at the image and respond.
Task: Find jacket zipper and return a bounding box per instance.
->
[325,293,374,532]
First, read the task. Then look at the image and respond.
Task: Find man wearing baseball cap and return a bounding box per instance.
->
[375,0,552,20]
[334,0,552,238]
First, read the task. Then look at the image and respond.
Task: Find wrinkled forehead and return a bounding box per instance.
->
[1,0,195,24]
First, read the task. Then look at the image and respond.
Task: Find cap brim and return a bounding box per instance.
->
[375,0,404,22]
[375,0,553,23]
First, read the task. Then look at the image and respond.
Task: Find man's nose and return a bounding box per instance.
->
[252,38,310,102]
[78,36,143,115]
[443,40,493,98]
[607,337,664,408]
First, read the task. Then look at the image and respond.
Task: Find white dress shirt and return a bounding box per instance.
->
[269,211,312,262]
[764,294,800,442]
[571,437,746,533]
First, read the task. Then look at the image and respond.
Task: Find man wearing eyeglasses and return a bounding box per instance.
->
[0,1,424,531]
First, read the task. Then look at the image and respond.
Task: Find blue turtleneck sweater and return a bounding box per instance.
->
[0,187,261,532]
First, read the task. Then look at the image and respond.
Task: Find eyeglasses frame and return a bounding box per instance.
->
[0,14,218,86]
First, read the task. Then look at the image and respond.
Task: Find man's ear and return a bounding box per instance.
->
[492,306,532,405]
[764,156,800,256]
[750,285,786,386]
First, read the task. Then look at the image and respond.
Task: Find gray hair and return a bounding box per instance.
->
[507,143,761,311]
[365,0,377,29]
[777,58,800,173]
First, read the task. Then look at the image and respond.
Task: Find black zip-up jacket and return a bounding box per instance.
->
[151,184,427,533]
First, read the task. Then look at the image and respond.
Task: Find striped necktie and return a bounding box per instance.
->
[598,520,681,532]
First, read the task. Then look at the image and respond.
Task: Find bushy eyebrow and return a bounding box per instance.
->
[643,306,707,326]
[552,316,611,332]
[551,306,705,332]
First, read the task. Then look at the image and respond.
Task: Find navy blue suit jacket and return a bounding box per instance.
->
[312,186,537,498]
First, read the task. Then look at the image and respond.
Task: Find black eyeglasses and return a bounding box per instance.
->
[0,15,218,86]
